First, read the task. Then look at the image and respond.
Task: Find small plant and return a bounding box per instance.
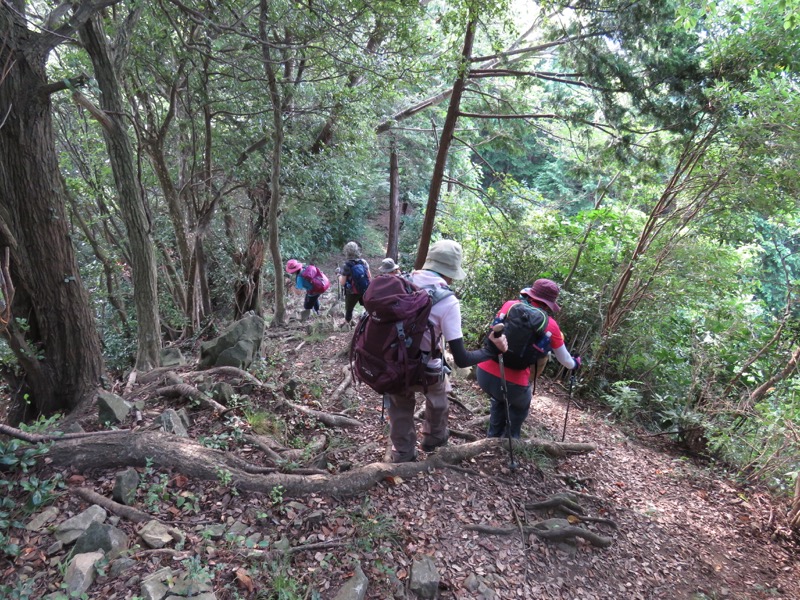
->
[602,380,643,420]
[347,499,401,552]
[269,485,285,507]
[215,467,238,496]
[174,491,201,515]
[267,562,307,599]
[243,409,282,436]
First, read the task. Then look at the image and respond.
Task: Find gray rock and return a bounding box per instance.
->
[168,572,213,596]
[159,409,188,437]
[25,506,59,531]
[113,467,140,505]
[141,566,173,600]
[175,408,192,429]
[46,540,63,555]
[333,563,368,600]
[160,347,186,367]
[141,567,216,600]
[409,555,440,599]
[97,391,133,425]
[54,505,107,544]
[210,381,235,405]
[215,341,255,368]
[226,520,249,539]
[139,520,175,549]
[199,314,265,370]
[73,521,129,560]
[62,422,85,434]
[109,557,137,579]
[273,536,291,552]
[63,551,104,596]
[201,523,227,540]
[464,573,479,592]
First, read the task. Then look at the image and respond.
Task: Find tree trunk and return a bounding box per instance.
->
[414,14,476,269]
[80,15,161,371]
[387,142,401,260]
[0,3,105,417]
[260,0,287,327]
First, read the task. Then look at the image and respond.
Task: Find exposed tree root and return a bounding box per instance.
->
[44,432,594,498]
[465,519,613,548]
[156,383,228,413]
[281,400,362,428]
[527,492,618,529]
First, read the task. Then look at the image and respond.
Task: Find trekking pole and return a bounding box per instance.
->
[381,394,389,423]
[561,368,577,442]
[492,324,517,471]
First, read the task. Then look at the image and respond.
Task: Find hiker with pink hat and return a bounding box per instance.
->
[477,278,581,439]
[285,259,330,321]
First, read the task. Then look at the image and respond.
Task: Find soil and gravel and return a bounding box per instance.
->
[2,281,799,600]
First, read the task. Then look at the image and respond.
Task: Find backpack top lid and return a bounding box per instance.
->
[498,299,549,369]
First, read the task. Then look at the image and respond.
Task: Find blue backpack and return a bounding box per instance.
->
[346,259,371,294]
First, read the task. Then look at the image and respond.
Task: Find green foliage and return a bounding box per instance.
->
[0,435,62,564]
[602,381,644,420]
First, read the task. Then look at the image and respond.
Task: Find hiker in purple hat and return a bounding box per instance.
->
[477,278,581,439]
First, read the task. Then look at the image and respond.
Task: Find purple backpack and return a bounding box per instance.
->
[301,265,330,295]
[350,274,453,394]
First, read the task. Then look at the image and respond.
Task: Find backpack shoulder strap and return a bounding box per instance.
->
[428,285,454,306]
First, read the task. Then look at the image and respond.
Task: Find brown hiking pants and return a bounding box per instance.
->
[386,378,449,462]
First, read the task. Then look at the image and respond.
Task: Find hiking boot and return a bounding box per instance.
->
[300,309,311,322]
[391,450,418,463]
[421,430,449,453]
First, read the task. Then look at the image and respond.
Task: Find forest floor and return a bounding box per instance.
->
[3,279,800,600]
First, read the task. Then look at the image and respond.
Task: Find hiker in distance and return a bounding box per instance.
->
[338,241,372,327]
[384,240,508,463]
[477,279,580,439]
[285,259,331,321]
[377,257,401,276]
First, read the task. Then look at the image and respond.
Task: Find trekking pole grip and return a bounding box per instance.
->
[492,323,505,338]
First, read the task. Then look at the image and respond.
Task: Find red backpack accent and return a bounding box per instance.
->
[301,265,330,295]
[349,275,452,395]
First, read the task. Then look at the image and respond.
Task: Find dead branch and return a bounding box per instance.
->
[123,370,138,396]
[72,487,153,523]
[331,368,352,404]
[0,424,133,444]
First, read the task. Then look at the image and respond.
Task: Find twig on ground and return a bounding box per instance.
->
[73,487,153,523]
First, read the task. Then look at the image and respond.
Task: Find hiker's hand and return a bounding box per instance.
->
[489,333,508,354]
[572,355,581,370]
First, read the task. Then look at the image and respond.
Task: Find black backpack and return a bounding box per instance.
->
[494,301,550,370]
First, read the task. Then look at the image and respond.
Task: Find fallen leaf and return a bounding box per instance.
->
[235,568,254,592]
